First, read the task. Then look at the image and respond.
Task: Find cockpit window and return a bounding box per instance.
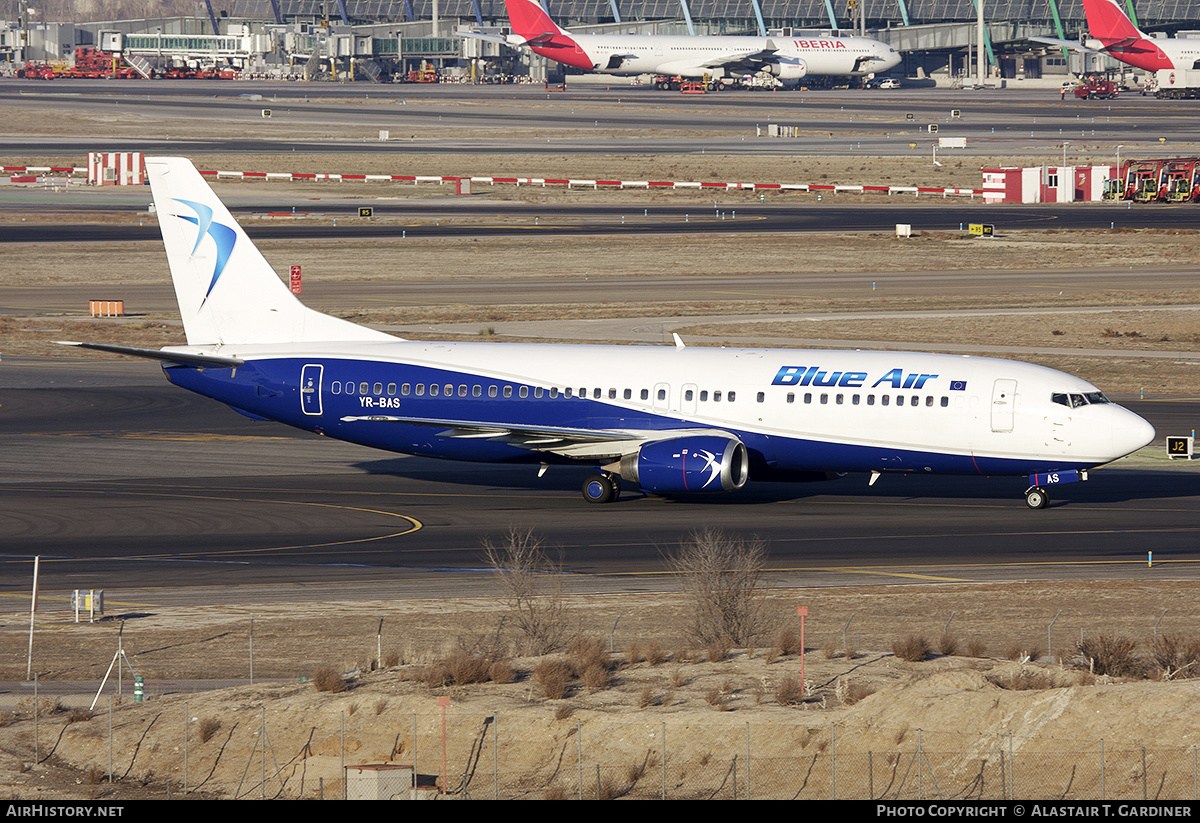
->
[1052,391,1110,408]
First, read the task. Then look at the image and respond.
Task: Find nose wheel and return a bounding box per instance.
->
[582,473,621,504]
[1024,486,1049,510]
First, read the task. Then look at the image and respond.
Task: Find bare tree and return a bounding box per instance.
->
[667,527,768,647]
[482,527,569,656]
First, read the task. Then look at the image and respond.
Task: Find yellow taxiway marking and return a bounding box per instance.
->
[7,491,423,560]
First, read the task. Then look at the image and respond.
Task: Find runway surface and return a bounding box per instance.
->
[4,79,1200,159]
[3,357,1198,609]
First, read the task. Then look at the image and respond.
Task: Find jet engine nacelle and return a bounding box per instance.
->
[766,57,807,81]
[617,435,750,494]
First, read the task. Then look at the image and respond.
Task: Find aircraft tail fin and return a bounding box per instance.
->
[504,0,568,39]
[146,157,395,347]
[1081,0,1144,41]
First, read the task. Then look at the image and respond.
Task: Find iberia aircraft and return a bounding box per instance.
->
[1033,0,1200,72]
[485,0,901,84]
[62,158,1154,509]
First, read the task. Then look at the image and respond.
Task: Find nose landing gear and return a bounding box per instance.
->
[1024,486,1049,510]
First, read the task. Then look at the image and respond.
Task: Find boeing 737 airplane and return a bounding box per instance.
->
[1033,0,1200,72]
[477,0,900,84]
[63,158,1154,509]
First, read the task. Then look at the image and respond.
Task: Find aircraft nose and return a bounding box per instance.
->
[1111,407,1155,458]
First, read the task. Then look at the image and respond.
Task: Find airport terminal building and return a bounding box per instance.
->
[5,0,1200,84]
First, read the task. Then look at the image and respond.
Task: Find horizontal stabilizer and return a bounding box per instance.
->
[1029,36,1096,52]
[57,341,244,368]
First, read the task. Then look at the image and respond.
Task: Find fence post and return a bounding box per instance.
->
[745,723,751,800]
[831,722,836,800]
[1008,732,1015,799]
[1142,747,1148,800]
[661,722,667,800]
[1101,738,1105,800]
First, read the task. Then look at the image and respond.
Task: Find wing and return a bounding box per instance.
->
[339,414,733,459]
[657,46,781,76]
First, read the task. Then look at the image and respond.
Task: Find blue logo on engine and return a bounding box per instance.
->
[173,198,237,306]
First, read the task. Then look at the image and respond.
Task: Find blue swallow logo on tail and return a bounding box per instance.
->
[173,198,237,306]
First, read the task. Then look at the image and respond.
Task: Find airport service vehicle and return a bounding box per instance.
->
[1073,78,1118,99]
[63,47,138,79]
[1033,0,1200,73]
[1122,160,1166,202]
[62,158,1155,509]
[876,78,901,89]
[15,63,55,79]
[473,0,900,86]
[1155,68,1200,99]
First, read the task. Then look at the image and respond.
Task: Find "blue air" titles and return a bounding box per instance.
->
[771,366,939,390]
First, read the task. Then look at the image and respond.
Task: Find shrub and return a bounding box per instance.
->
[581,663,611,693]
[966,639,988,658]
[938,634,960,657]
[775,627,802,656]
[312,666,347,693]
[445,650,492,685]
[482,528,568,656]
[775,675,805,706]
[706,641,729,663]
[1077,634,1141,677]
[1152,634,1200,678]
[568,636,609,675]
[489,659,517,684]
[892,636,931,662]
[704,688,730,710]
[534,659,573,700]
[198,717,221,743]
[667,528,768,647]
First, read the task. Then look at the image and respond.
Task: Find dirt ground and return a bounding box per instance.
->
[4,580,1200,800]
[3,91,1200,801]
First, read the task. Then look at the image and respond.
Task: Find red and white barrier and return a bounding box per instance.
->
[0,163,984,198]
[197,168,982,197]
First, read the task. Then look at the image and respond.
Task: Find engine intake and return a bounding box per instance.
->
[616,435,750,494]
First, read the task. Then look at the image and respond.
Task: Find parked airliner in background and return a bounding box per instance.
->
[63,158,1154,509]
[1032,0,1200,72]
[477,0,900,85]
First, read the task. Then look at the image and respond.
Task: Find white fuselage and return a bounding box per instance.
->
[538,33,900,79]
[167,340,1153,478]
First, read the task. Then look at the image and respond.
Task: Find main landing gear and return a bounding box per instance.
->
[1024,486,1050,510]
[582,472,621,504]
